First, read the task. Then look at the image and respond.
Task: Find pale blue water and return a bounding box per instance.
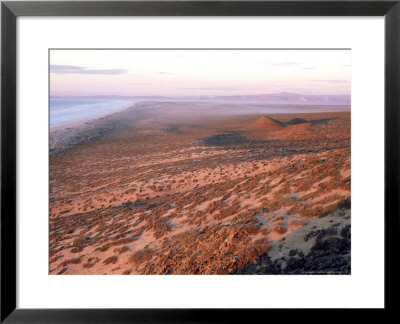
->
[50,98,131,127]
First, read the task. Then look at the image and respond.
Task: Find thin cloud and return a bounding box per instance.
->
[50,65,84,71]
[302,67,315,70]
[50,65,127,75]
[158,72,174,75]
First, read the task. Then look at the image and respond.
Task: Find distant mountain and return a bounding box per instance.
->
[50,92,350,105]
[212,92,350,105]
[50,95,169,100]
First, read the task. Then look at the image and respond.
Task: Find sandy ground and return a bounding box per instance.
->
[49,101,350,275]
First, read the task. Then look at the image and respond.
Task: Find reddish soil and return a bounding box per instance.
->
[49,102,350,275]
[244,116,283,131]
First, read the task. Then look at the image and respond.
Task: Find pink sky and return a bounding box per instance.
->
[50,49,351,96]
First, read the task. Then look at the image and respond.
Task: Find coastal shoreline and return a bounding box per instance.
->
[49,103,142,157]
[50,102,136,133]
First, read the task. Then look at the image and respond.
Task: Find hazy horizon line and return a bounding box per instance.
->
[50,92,351,98]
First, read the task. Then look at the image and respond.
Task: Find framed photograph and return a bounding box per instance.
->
[1,0,399,321]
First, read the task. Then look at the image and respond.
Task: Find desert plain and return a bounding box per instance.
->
[49,101,351,275]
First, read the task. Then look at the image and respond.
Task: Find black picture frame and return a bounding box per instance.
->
[1,0,399,322]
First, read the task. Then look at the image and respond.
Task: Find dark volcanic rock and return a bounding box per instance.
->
[340,225,351,239]
[232,223,350,275]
